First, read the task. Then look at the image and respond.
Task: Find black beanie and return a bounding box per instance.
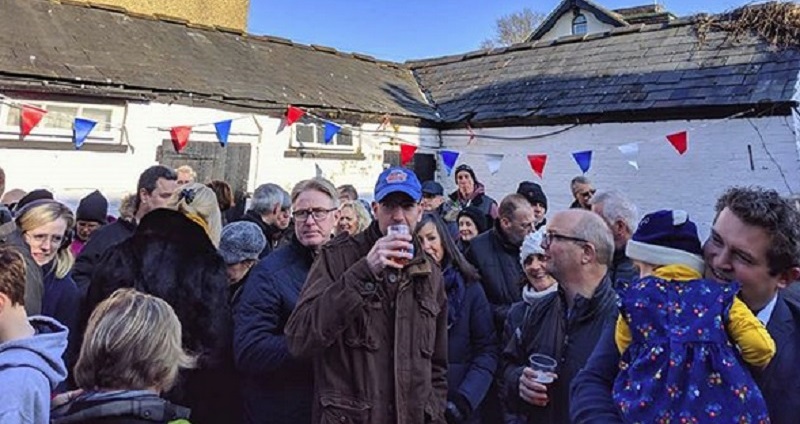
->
[517,181,548,210]
[76,190,109,223]
[454,164,478,184]
[14,189,53,213]
[457,206,489,234]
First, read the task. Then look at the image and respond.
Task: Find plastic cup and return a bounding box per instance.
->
[387,224,414,265]
[529,353,557,384]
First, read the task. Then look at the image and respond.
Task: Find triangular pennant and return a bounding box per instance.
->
[572,150,592,174]
[214,120,232,147]
[466,122,476,144]
[484,154,504,175]
[400,144,417,166]
[439,150,460,176]
[527,154,548,179]
[377,114,391,132]
[170,126,192,153]
[20,105,47,138]
[666,131,688,155]
[324,122,341,144]
[315,163,323,178]
[72,118,97,149]
[618,142,640,170]
[286,106,305,126]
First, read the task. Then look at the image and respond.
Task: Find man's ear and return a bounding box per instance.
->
[776,266,800,289]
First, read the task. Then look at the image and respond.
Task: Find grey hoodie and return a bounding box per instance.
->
[0,316,68,424]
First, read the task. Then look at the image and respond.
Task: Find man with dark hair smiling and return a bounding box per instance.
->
[570,186,800,424]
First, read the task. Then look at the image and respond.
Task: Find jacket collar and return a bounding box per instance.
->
[768,293,796,349]
[557,274,615,322]
[491,223,521,255]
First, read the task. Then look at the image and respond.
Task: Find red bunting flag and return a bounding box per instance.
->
[666,131,688,155]
[286,106,305,126]
[527,154,548,179]
[400,144,417,166]
[20,105,47,138]
[170,126,192,153]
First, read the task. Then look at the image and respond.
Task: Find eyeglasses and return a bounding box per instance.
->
[24,232,64,246]
[292,207,337,221]
[542,232,589,249]
[578,189,596,198]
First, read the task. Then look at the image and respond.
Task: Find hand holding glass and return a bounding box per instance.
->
[387,224,414,266]
[529,353,557,384]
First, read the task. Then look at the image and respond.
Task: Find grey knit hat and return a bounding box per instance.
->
[218,221,267,265]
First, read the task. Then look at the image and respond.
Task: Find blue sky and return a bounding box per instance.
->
[248,0,753,62]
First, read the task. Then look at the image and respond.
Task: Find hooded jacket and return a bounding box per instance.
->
[84,209,236,424]
[0,316,68,423]
[51,390,191,424]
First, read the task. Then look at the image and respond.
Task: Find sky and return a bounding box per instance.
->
[248,0,755,62]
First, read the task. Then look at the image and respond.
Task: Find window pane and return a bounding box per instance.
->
[43,105,79,129]
[6,107,19,127]
[296,124,315,143]
[82,108,113,127]
[315,125,326,145]
[337,128,353,146]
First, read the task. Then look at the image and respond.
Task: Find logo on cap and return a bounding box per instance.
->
[385,170,408,184]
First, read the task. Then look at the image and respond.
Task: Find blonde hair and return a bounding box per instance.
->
[15,201,75,279]
[291,177,339,208]
[118,193,137,221]
[339,201,371,234]
[169,183,222,246]
[75,288,195,392]
[175,165,197,181]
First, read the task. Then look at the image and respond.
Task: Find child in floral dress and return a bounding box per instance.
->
[613,209,775,423]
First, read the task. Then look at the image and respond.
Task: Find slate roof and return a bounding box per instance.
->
[409,19,800,123]
[0,0,438,121]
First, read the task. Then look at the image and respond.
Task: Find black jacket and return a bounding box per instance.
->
[72,218,136,296]
[85,209,237,424]
[465,226,524,333]
[609,249,638,289]
[502,276,617,424]
[233,236,316,424]
[51,391,191,424]
[237,210,283,259]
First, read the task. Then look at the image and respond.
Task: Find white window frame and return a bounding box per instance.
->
[0,99,124,145]
[572,14,588,35]
[290,121,357,152]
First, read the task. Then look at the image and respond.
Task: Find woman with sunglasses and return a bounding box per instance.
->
[15,200,81,371]
[415,213,498,424]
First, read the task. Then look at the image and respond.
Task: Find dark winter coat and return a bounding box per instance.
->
[502,276,617,424]
[40,262,81,374]
[237,210,283,259]
[570,291,800,424]
[84,209,236,424]
[465,226,524,334]
[609,249,638,289]
[285,222,449,424]
[444,267,498,424]
[0,219,43,315]
[233,236,316,424]
[51,390,191,424]
[448,184,497,226]
[72,218,136,296]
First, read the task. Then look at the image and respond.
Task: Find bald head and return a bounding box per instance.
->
[551,209,614,267]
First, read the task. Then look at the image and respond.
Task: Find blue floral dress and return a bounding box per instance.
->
[613,276,770,423]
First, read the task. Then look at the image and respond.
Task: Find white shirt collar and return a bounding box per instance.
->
[756,293,779,326]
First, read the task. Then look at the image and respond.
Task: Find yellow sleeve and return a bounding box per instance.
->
[615,313,632,354]
[726,296,776,368]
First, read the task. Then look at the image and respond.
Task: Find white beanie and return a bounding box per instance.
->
[520,227,547,267]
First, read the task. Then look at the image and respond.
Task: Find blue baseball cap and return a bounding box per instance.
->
[374,167,422,203]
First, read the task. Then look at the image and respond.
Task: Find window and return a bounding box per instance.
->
[292,120,355,150]
[1,100,122,145]
[572,14,588,35]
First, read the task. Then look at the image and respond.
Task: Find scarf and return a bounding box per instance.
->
[443,265,467,328]
[522,283,558,305]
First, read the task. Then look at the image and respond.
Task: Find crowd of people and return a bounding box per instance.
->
[0,162,799,424]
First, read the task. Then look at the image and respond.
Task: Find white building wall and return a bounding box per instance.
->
[438,117,800,238]
[0,98,430,210]
[538,9,616,41]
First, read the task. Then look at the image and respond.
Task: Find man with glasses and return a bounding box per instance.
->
[571,187,800,424]
[569,176,595,210]
[286,167,448,424]
[466,194,536,334]
[502,209,617,424]
[234,177,340,424]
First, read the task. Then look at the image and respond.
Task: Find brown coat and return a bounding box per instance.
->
[286,222,448,424]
